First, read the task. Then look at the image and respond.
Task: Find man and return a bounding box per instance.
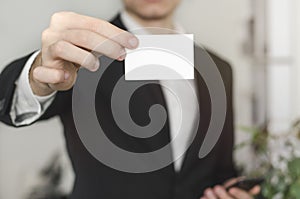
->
[0,0,260,198]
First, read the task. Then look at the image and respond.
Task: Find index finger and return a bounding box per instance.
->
[50,12,139,49]
[228,188,253,199]
[224,177,245,188]
[249,185,261,195]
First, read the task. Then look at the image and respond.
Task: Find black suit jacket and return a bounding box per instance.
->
[0,14,236,199]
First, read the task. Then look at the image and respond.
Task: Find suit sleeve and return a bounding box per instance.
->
[0,53,71,127]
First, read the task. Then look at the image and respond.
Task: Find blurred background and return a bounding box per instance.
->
[0,0,299,198]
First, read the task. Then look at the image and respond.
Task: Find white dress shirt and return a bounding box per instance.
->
[10,11,199,171]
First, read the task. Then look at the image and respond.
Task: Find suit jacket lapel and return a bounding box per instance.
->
[177,46,214,177]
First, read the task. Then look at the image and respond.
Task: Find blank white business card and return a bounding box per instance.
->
[125,34,194,80]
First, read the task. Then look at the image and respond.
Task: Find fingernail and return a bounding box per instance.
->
[64,72,70,80]
[128,37,138,48]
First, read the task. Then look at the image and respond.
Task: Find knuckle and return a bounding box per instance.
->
[60,30,69,41]
[91,19,108,33]
[50,11,75,25]
[77,31,89,45]
[64,30,89,47]
[41,29,51,43]
[204,189,210,195]
[98,20,108,29]
[50,12,63,24]
[86,21,98,33]
[101,21,116,35]
[52,41,66,56]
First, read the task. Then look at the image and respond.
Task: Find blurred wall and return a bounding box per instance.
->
[266,0,300,132]
[294,0,300,118]
[0,0,253,198]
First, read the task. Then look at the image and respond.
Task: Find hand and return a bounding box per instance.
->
[200,178,261,199]
[30,11,139,96]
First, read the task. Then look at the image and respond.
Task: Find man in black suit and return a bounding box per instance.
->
[0,0,260,198]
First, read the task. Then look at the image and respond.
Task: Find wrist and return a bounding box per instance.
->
[29,52,55,96]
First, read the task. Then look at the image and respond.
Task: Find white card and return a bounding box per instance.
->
[125,34,194,80]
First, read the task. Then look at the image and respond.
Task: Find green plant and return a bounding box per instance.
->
[237,120,300,199]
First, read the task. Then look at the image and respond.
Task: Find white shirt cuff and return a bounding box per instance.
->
[10,51,56,126]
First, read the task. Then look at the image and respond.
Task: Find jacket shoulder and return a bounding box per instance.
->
[0,53,34,119]
[206,50,233,82]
